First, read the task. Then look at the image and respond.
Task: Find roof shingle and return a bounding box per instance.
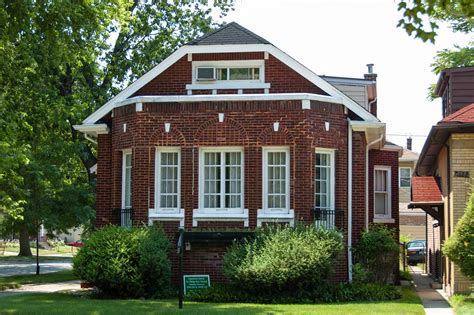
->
[411,177,443,203]
[440,103,474,124]
[188,22,271,46]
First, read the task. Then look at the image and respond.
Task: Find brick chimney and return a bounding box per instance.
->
[407,137,412,151]
[364,63,377,81]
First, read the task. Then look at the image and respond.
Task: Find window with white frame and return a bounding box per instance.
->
[121,151,132,227]
[216,67,260,81]
[374,166,391,218]
[200,148,243,212]
[315,149,335,210]
[156,148,180,212]
[399,167,411,188]
[263,148,290,211]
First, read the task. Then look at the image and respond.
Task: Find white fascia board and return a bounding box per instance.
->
[114,93,342,108]
[83,43,378,124]
[73,123,110,136]
[349,120,386,148]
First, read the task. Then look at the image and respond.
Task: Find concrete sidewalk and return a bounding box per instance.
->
[0,280,82,297]
[410,266,453,315]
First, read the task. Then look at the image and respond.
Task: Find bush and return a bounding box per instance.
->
[189,282,401,304]
[353,225,399,283]
[223,224,343,292]
[73,225,171,298]
[443,192,474,279]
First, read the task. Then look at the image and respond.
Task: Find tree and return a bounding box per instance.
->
[443,191,474,279]
[397,0,473,43]
[0,0,234,255]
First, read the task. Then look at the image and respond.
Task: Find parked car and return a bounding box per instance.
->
[406,240,426,265]
[66,240,84,248]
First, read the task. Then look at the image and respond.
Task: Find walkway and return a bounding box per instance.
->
[0,261,72,277]
[410,265,453,315]
[0,280,81,297]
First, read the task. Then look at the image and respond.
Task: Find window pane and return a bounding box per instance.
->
[216,68,227,80]
[159,151,179,209]
[315,152,332,210]
[375,193,387,215]
[266,151,287,209]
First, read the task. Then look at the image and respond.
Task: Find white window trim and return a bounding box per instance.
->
[373,165,392,220]
[193,147,248,227]
[187,60,270,91]
[314,148,336,210]
[121,149,132,209]
[399,167,412,188]
[258,147,294,226]
[149,147,184,227]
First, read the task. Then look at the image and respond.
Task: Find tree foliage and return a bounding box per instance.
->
[443,192,474,279]
[0,0,234,254]
[397,0,473,43]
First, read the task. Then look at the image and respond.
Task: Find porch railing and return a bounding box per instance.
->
[313,208,343,229]
[112,208,133,227]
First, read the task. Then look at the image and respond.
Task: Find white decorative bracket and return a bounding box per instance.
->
[164,123,171,133]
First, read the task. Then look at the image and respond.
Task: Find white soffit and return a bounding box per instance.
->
[83,44,378,124]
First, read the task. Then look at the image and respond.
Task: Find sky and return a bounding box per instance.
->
[221,0,473,153]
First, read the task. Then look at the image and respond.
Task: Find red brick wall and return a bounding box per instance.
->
[97,99,358,283]
[132,52,328,96]
[368,149,400,233]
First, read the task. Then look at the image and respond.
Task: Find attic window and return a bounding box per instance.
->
[217,67,260,81]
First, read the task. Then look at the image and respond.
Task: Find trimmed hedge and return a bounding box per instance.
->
[189,282,401,304]
[353,224,399,283]
[223,224,343,292]
[73,225,171,298]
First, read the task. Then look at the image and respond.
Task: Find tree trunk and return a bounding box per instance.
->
[18,225,32,256]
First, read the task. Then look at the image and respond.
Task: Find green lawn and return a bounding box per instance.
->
[450,293,474,315]
[0,287,424,315]
[0,270,77,291]
[4,245,74,256]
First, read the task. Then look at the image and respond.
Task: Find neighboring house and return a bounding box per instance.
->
[398,139,424,240]
[410,66,474,295]
[74,22,399,283]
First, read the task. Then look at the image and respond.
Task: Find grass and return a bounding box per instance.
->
[0,270,78,291]
[0,287,424,314]
[4,245,75,256]
[450,293,474,315]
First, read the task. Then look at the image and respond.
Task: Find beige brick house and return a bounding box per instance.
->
[410,103,474,295]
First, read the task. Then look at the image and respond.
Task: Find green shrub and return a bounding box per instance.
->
[223,224,343,292]
[353,225,399,283]
[189,282,401,304]
[73,225,171,298]
[443,192,474,279]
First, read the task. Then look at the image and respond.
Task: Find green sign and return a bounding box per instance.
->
[184,275,210,295]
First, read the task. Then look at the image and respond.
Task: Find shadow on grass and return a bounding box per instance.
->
[0,287,425,315]
[0,256,72,263]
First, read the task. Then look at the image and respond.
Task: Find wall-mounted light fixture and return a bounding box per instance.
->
[273,122,280,132]
[325,122,330,132]
[218,113,224,123]
[164,123,171,133]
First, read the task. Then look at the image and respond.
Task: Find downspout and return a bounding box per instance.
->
[365,134,384,230]
[84,133,98,144]
[347,119,353,282]
[368,97,377,116]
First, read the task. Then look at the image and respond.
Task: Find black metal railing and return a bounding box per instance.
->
[112,208,133,227]
[313,208,342,229]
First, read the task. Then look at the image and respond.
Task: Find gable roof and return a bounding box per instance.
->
[189,22,271,45]
[416,104,474,176]
[440,103,474,124]
[411,176,443,203]
[80,22,379,125]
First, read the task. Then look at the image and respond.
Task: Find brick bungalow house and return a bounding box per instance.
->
[74,22,399,283]
[410,66,474,294]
